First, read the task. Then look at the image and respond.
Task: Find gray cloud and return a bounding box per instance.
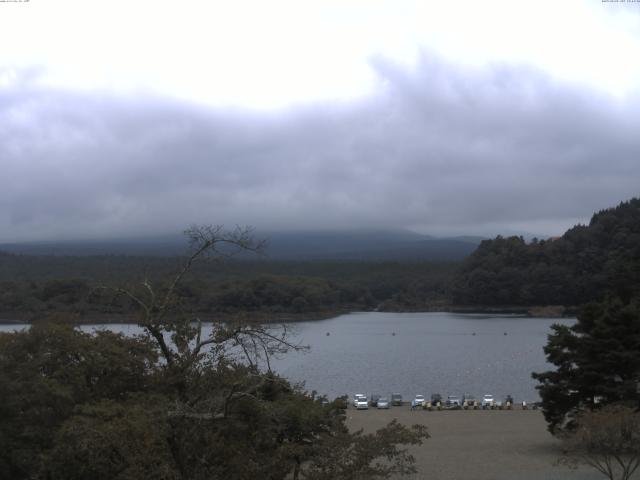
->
[1,54,639,242]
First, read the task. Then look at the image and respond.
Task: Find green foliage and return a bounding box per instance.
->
[532,297,640,433]
[0,322,158,479]
[47,398,177,480]
[453,198,640,306]
[301,420,428,480]
[0,257,456,320]
[0,320,428,479]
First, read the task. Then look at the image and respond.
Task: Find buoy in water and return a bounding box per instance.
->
[392,332,396,336]
[326,332,330,336]
[472,332,476,336]
[504,332,508,336]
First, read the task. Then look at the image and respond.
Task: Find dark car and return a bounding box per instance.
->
[391,393,403,406]
[504,395,514,409]
[424,393,443,410]
[370,394,381,407]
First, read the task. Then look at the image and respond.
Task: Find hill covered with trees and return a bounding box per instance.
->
[3,198,639,321]
[0,253,456,323]
[452,198,640,307]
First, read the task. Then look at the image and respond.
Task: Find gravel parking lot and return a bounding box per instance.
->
[346,407,607,480]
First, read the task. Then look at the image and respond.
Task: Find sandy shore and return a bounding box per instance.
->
[346,406,605,480]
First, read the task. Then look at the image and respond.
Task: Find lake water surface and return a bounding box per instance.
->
[269,312,574,402]
[0,312,573,402]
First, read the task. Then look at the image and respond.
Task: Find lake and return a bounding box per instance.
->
[0,312,573,402]
[270,312,573,402]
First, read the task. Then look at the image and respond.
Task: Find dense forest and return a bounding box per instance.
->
[0,254,455,322]
[453,198,640,307]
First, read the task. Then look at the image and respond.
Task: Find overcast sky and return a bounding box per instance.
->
[1,0,639,242]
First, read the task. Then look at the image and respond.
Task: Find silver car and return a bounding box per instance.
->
[377,396,390,409]
[446,395,461,409]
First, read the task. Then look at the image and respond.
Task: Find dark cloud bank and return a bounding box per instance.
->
[1,54,639,242]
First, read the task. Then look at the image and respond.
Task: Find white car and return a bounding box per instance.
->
[377,396,390,409]
[353,394,369,409]
[411,395,426,409]
[481,394,495,409]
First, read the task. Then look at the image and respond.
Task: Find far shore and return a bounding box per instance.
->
[0,305,576,325]
[0,310,348,326]
[380,304,576,317]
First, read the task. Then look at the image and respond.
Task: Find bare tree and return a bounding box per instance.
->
[99,225,305,372]
[559,404,640,480]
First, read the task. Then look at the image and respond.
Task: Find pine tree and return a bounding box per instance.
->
[533,297,640,433]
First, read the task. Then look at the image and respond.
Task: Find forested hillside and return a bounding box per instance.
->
[4,198,638,320]
[452,198,640,306]
[0,255,455,322]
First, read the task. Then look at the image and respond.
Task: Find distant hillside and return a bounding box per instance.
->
[0,252,459,322]
[0,236,185,257]
[262,231,482,261]
[0,230,484,261]
[452,198,640,306]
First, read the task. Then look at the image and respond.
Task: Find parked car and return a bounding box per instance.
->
[411,394,426,409]
[377,396,390,409]
[446,395,461,409]
[370,394,381,407]
[462,393,478,409]
[353,394,369,409]
[391,393,403,406]
[481,394,495,409]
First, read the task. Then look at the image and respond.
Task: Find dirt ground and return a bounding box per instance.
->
[345,406,609,480]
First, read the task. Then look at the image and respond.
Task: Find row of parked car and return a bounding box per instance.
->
[352,393,399,409]
[352,393,537,410]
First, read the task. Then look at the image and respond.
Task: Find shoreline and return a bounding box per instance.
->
[0,306,576,325]
[379,304,576,317]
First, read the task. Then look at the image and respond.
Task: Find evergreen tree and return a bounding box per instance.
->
[453,197,640,307]
[532,297,640,433]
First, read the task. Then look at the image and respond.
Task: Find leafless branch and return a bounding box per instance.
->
[94,225,267,369]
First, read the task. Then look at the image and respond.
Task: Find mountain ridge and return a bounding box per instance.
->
[0,230,487,261]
